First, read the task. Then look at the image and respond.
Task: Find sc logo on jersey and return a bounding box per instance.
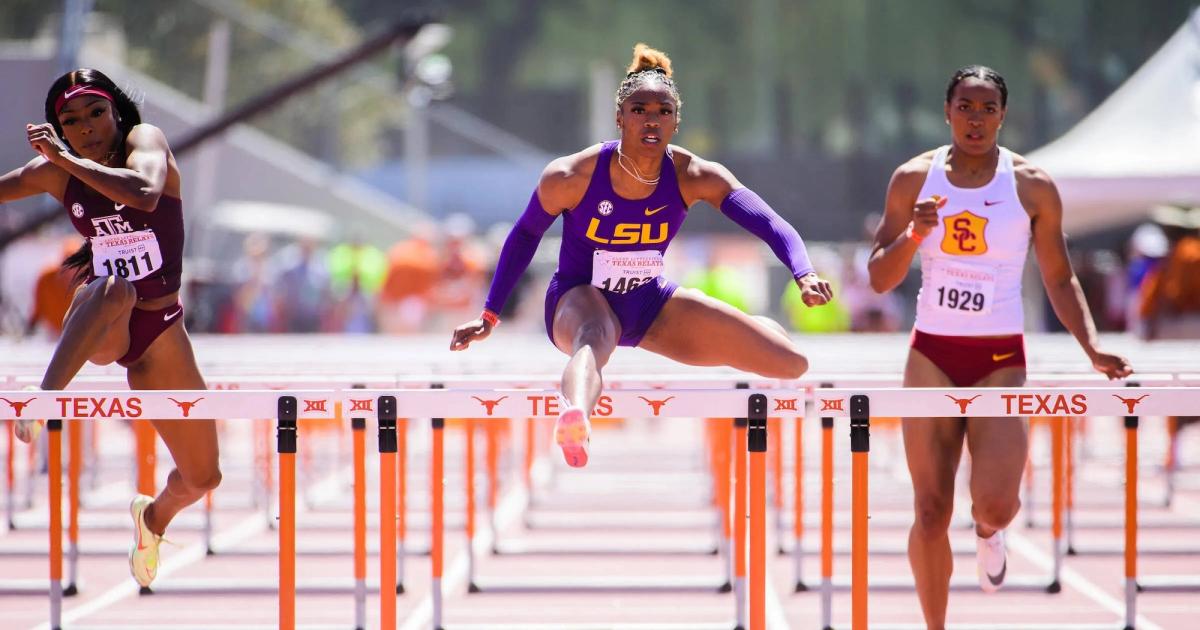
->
[585,218,668,245]
[940,210,988,256]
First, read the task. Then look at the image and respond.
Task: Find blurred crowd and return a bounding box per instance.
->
[12,205,1200,341]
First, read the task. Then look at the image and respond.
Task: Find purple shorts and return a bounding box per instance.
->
[118,302,183,367]
[544,275,679,348]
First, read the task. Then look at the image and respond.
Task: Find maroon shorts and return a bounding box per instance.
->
[910,329,1025,387]
[118,302,183,367]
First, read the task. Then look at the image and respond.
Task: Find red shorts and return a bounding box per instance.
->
[910,329,1025,387]
[118,302,183,367]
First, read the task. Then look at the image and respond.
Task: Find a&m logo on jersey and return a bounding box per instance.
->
[91,214,134,236]
[940,210,988,256]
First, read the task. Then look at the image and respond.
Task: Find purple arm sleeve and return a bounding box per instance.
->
[484,191,557,314]
[719,187,815,280]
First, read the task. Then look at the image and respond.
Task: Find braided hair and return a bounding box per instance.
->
[945,65,1008,107]
[615,43,682,115]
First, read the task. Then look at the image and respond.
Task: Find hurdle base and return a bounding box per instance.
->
[492,538,716,556]
[1046,580,1061,594]
[830,575,1054,592]
[1137,575,1200,592]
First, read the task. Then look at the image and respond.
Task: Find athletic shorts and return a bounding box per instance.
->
[118,302,183,367]
[544,275,679,348]
[910,329,1025,387]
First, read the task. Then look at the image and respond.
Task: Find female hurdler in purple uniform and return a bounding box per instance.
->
[0,69,219,588]
[451,45,832,467]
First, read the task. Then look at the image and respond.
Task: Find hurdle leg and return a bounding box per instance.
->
[466,419,478,592]
[397,417,408,593]
[524,417,535,506]
[715,418,733,592]
[821,415,834,630]
[66,419,82,596]
[378,398,398,630]
[748,394,768,630]
[734,414,748,630]
[1048,417,1064,593]
[1066,417,1076,556]
[6,420,14,529]
[432,409,446,630]
[1023,449,1035,528]
[486,420,500,552]
[1164,416,1178,508]
[1124,400,1139,630]
[134,419,156,497]
[277,398,298,630]
[850,397,870,630]
[794,412,806,591]
[203,491,214,555]
[770,417,783,552]
[352,415,367,630]
[48,419,63,630]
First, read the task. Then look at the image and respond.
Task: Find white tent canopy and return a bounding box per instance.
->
[1027,8,1200,235]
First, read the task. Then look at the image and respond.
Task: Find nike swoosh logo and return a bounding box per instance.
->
[114,203,126,211]
[992,352,1016,362]
[644,205,667,216]
[163,308,183,322]
[984,200,1002,206]
[987,558,1007,586]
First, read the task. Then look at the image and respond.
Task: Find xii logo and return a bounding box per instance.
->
[349,399,374,412]
[819,399,843,412]
[774,398,799,412]
[303,399,327,413]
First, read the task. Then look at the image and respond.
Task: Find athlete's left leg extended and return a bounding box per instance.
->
[125,322,219,535]
[638,287,808,379]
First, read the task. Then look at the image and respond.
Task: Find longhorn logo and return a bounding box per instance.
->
[946,394,981,415]
[1112,394,1149,414]
[0,398,35,418]
[638,396,675,416]
[472,396,508,416]
[168,397,204,418]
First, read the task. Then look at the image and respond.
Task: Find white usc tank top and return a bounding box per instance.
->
[913,145,1031,336]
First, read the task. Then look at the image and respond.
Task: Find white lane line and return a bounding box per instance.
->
[399,459,544,630]
[1005,528,1164,630]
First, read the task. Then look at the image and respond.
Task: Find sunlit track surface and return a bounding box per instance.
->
[2,333,1198,629]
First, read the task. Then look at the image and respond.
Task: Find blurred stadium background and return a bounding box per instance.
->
[1,0,1198,341]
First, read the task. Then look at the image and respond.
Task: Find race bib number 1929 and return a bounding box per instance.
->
[91,230,163,281]
[927,261,996,315]
[592,249,664,294]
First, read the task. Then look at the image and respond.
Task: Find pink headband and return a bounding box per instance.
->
[54,85,115,115]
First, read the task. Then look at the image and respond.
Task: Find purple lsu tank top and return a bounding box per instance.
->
[63,176,184,299]
[556,140,689,284]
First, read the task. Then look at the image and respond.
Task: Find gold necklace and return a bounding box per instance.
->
[615,144,660,186]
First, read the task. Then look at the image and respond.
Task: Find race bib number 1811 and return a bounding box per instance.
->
[91,230,163,281]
